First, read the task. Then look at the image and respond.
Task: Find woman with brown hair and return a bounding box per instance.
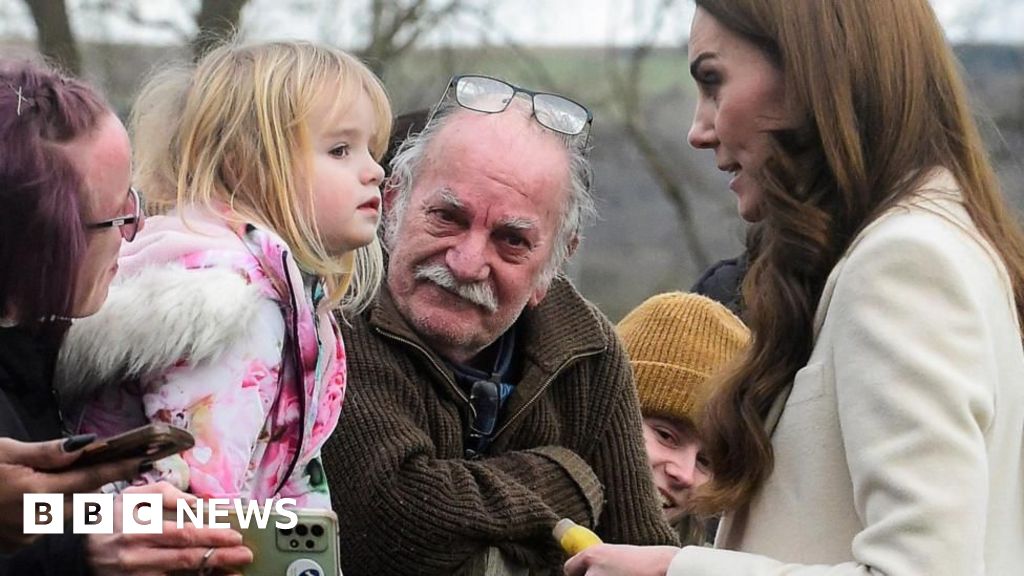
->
[565,1,1024,574]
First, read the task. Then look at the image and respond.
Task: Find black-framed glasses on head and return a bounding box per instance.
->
[86,187,144,242]
[433,74,593,144]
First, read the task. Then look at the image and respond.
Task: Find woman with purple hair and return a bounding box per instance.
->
[0,59,251,575]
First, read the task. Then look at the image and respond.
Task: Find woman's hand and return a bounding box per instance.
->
[86,482,253,576]
[0,435,142,552]
[563,544,680,576]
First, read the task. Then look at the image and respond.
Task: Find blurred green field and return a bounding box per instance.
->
[379,46,695,118]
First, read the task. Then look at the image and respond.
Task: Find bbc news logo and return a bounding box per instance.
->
[23,494,298,534]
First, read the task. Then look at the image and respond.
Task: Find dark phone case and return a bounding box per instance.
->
[73,423,194,468]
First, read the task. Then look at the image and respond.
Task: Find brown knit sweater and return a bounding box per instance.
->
[322,277,678,575]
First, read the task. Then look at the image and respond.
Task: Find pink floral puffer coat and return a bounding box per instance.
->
[56,207,346,509]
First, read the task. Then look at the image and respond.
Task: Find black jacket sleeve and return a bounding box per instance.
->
[0,533,92,576]
[690,253,748,317]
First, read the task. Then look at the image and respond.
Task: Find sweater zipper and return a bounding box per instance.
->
[491,348,602,441]
[374,329,467,404]
[273,250,306,495]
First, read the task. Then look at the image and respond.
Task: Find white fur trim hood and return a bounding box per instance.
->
[56,265,267,407]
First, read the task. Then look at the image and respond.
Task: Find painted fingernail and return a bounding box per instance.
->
[62,434,96,453]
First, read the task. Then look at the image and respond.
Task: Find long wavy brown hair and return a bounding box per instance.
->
[693,0,1024,514]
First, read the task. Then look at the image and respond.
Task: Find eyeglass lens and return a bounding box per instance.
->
[533,93,588,135]
[456,76,513,113]
[454,76,589,136]
[469,379,500,437]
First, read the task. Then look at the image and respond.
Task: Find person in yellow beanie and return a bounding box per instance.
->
[616,292,750,545]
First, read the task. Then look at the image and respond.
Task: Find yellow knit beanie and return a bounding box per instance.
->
[616,292,750,425]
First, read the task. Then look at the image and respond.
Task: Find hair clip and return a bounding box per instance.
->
[9,84,29,116]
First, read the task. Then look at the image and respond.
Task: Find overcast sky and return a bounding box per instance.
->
[1,0,1022,47]
[466,0,1024,46]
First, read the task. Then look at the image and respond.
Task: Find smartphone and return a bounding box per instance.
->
[71,423,194,468]
[229,508,341,576]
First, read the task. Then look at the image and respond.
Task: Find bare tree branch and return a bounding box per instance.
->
[389,1,462,58]
[604,0,711,270]
[359,0,471,76]
[22,0,80,74]
[192,0,249,58]
[78,0,191,41]
[460,4,558,88]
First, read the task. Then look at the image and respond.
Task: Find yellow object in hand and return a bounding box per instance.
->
[552,518,603,556]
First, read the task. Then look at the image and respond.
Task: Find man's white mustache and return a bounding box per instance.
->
[414,263,498,313]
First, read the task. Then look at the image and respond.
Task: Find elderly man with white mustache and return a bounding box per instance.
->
[321,75,677,576]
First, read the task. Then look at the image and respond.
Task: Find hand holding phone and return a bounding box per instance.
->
[0,436,140,551]
[71,423,194,469]
[229,508,341,576]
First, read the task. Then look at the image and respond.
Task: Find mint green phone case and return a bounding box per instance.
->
[229,508,341,576]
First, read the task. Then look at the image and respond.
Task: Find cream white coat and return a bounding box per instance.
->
[671,171,1024,575]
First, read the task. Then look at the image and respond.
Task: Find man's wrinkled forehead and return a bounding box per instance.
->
[422,112,569,195]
